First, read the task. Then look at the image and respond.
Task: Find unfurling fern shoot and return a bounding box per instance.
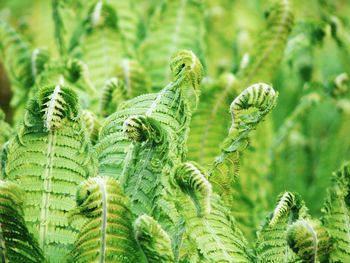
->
[3,84,95,262]
[70,177,143,263]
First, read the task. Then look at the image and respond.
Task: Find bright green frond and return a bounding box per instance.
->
[321,162,350,262]
[3,84,96,262]
[70,176,144,262]
[73,1,125,91]
[96,50,203,216]
[0,180,46,263]
[134,214,174,263]
[174,162,212,216]
[184,194,252,262]
[256,191,308,262]
[209,83,278,201]
[239,0,294,87]
[139,0,206,90]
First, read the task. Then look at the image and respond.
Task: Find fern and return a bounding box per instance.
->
[70,176,144,262]
[139,0,205,90]
[113,59,152,99]
[108,0,141,57]
[134,214,174,262]
[174,162,212,217]
[0,21,49,120]
[96,50,203,215]
[0,180,46,263]
[187,73,240,165]
[321,162,350,262]
[99,77,126,117]
[238,0,294,87]
[184,194,252,262]
[287,219,332,263]
[209,83,278,200]
[73,1,125,90]
[256,191,308,262]
[2,84,96,262]
[166,161,251,262]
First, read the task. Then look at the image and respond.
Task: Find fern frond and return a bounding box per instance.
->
[81,110,100,145]
[108,1,141,56]
[0,109,14,148]
[113,59,152,98]
[74,1,125,90]
[99,77,126,117]
[30,48,50,80]
[256,191,308,262]
[70,177,143,262]
[239,0,294,87]
[174,162,212,216]
[96,50,203,216]
[0,20,33,90]
[321,162,350,262]
[184,194,251,262]
[209,83,278,198]
[3,84,96,262]
[287,219,332,263]
[139,0,205,90]
[0,180,46,263]
[134,214,174,262]
[38,84,79,131]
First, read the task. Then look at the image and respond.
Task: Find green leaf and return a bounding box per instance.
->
[3,84,96,262]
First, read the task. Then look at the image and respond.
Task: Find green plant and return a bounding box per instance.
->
[0,0,350,262]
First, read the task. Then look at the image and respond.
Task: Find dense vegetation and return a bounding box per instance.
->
[0,0,350,262]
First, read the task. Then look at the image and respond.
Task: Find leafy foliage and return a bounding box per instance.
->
[0,0,350,262]
[0,180,45,263]
[70,177,143,262]
[2,84,95,262]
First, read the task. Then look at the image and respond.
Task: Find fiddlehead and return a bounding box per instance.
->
[287,219,332,263]
[209,83,278,198]
[38,84,79,131]
[139,0,206,91]
[256,191,308,262]
[70,177,143,262]
[3,84,96,262]
[174,162,212,216]
[134,214,174,263]
[123,115,163,143]
[96,50,203,217]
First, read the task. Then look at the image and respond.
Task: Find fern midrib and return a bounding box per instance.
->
[131,142,155,203]
[242,0,290,86]
[302,221,318,263]
[31,48,40,78]
[39,130,56,250]
[120,143,134,186]
[146,84,170,116]
[45,84,61,130]
[96,178,107,263]
[202,219,232,262]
